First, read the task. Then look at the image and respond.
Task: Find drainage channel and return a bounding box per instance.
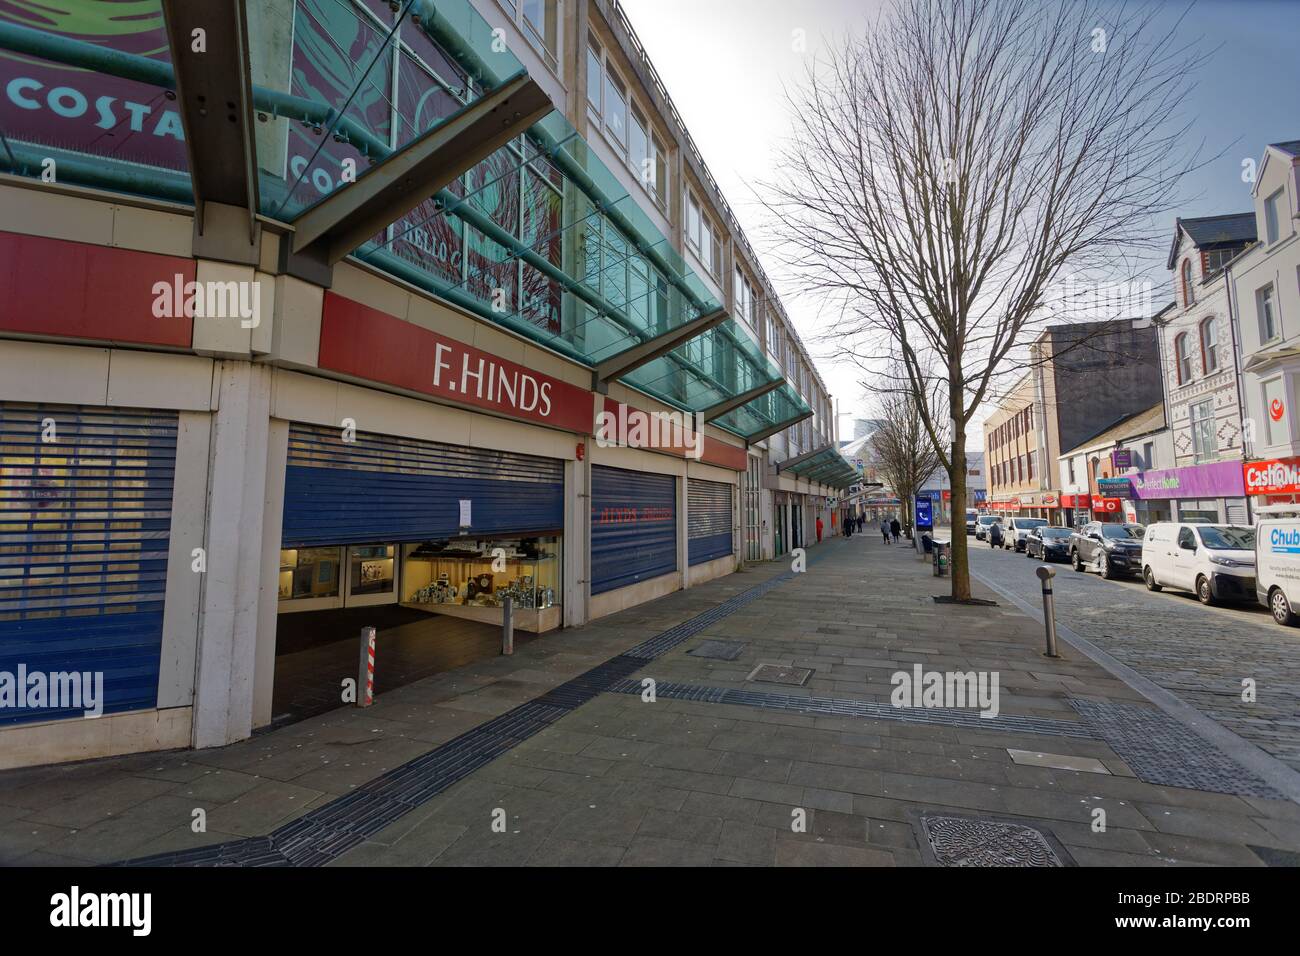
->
[605,678,1099,739]
[117,553,826,866]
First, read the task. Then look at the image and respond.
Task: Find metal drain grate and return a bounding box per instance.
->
[748,663,813,686]
[606,679,1098,738]
[916,814,1073,867]
[1070,699,1286,799]
[688,640,747,661]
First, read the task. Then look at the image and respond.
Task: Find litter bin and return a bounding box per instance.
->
[920,531,934,554]
[932,540,949,577]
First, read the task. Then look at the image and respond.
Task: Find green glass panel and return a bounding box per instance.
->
[0,0,192,202]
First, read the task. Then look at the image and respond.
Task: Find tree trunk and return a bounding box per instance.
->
[949,420,971,601]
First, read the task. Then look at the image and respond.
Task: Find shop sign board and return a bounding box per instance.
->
[318,293,592,433]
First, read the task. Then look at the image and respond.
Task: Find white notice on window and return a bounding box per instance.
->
[459,499,471,527]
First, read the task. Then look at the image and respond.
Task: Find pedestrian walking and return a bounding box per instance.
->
[816,516,823,543]
[890,517,901,543]
[880,517,890,544]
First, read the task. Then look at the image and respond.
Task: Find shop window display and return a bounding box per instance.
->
[279,547,341,601]
[402,535,561,632]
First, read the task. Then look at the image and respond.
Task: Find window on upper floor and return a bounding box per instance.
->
[586,40,602,121]
[1174,331,1193,384]
[1190,399,1216,462]
[1258,284,1279,343]
[1142,441,1155,470]
[604,69,628,150]
[1265,188,1284,245]
[1182,259,1195,307]
[1200,317,1218,374]
[1204,247,1238,275]
[515,0,559,71]
[1068,458,1076,483]
[587,36,668,213]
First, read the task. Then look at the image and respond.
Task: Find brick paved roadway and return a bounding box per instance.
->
[967,542,1300,773]
[1,535,1298,866]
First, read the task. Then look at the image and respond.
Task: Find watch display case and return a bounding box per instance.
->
[401,535,561,632]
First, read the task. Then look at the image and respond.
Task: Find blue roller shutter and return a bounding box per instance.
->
[591,465,676,594]
[0,403,176,725]
[282,423,564,546]
[688,478,733,565]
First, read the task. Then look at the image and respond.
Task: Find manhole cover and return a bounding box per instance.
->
[747,663,813,686]
[915,814,1073,867]
[688,640,747,661]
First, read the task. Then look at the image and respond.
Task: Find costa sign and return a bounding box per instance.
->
[1244,457,1300,496]
[318,293,592,433]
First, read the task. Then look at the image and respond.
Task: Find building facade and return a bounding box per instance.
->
[1156,213,1256,523]
[1233,142,1300,507]
[1057,404,1175,526]
[985,319,1163,525]
[0,0,849,768]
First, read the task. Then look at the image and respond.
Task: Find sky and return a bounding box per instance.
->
[618,0,1300,442]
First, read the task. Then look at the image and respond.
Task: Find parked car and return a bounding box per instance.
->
[1254,507,1300,625]
[1141,523,1255,605]
[965,509,979,535]
[975,515,1001,541]
[1070,522,1145,578]
[1006,517,1049,552]
[1026,526,1074,562]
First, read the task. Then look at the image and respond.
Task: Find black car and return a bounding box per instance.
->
[1026,526,1073,561]
[1070,521,1146,579]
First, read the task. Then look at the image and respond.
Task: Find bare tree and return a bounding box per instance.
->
[764,0,1202,600]
[870,389,946,537]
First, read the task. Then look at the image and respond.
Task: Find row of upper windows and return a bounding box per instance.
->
[582,12,828,416]
[990,454,1034,488]
[988,405,1034,449]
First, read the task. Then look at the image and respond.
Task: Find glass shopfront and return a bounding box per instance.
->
[401,534,562,633]
[278,543,398,611]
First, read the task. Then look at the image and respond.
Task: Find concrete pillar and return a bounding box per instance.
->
[192,361,274,749]
[252,418,289,729]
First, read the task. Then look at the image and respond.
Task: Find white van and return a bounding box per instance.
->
[1254,505,1300,625]
[965,509,979,535]
[1141,522,1255,605]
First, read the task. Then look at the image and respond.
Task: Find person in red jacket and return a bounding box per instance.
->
[816,516,824,542]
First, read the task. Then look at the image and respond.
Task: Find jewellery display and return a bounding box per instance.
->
[402,535,561,617]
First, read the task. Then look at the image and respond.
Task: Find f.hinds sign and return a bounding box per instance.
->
[1244,457,1300,496]
[318,293,591,433]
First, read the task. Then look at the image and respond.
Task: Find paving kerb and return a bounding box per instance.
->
[970,563,1300,805]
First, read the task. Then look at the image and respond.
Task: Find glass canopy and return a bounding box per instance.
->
[778,446,859,489]
[0,0,810,441]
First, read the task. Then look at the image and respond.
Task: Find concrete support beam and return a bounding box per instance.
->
[290,73,553,266]
[592,309,728,388]
[700,377,782,423]
[162,0,261,262]
[745,410,814,447]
